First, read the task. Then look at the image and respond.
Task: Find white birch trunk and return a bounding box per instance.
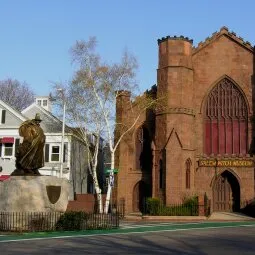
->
[93,170,103,213]
[95,185,103,213]
[104,152,115,213]
[93,140,103,213]
[89,136,103,214]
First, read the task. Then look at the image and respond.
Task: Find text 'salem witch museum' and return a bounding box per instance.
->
[114,27,255,214]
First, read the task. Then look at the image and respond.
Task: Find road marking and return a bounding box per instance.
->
[0,221,254,243]
[120,222,203,229]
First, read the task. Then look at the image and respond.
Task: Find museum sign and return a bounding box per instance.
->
[198,159,254,167]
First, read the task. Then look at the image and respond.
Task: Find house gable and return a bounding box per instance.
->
[22,103,67,133]
[0,100,27,127]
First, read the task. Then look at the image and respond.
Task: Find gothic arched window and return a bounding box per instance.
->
[204,78,248,155]
[185,158,191,189]
[135,126,152,172]
[159,159,163,189]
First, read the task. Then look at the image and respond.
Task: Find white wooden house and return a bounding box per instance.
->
[0,100,27,177]
[0,97,105,199]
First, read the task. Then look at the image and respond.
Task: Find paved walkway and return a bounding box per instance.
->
[208,212,255,221]
[124,212,255,222]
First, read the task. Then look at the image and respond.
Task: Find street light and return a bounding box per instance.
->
[57,88,66,178]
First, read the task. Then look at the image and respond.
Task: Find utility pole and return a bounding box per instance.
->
[57,88,66,178]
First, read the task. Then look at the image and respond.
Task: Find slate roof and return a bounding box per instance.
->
[22,103,73,133]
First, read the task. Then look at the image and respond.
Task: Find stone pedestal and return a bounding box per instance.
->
[0,176,70,231]
[0,176,70,212]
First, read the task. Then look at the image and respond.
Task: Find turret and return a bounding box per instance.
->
[115,90,131,123]
[157,36,194,109]
[158,36,193,69]
[154,35,195,203]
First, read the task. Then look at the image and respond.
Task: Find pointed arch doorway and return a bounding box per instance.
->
[213,170,240,212]
[133,181,151,213]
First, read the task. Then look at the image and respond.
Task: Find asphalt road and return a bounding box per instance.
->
[0,223,255,254]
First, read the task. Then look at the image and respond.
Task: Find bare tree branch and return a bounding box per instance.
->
[51,37,159,213]
[0,78,35,111]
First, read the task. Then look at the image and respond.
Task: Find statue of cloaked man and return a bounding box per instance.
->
[12,113,46,176]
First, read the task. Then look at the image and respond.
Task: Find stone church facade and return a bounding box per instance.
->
[114,27,255,214]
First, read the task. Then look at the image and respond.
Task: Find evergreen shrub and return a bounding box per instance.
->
[146,196,198,216]
[56,211,89,231]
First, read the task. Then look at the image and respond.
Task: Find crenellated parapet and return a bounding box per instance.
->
[116,90,131,98]
[115,90,131,122]
[157,35,193,45]
[157,34,194,69]
[130,84,158,107]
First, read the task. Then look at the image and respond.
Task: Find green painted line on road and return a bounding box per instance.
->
[0,221,255,243]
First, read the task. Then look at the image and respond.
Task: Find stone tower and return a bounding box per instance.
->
[154,36,195,204]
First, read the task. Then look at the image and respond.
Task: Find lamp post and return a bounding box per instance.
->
[57,88,66,178]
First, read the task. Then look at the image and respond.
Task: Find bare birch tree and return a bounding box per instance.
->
[0,78,35,111]
[54,37,160,213]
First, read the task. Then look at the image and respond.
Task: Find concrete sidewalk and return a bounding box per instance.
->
[123,212,255,222]
[208,212,255,221]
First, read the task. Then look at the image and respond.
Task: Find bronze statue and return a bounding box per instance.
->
[11,113,46,176]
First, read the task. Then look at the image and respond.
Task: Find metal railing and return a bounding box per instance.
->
[0,211,120,232]
[145,203,199,216]
[110,201,125,219]
[143,197,199,216]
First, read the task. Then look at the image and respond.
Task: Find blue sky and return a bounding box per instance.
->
[0,0,254,96]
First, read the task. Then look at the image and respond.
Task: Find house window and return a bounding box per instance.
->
[44,143,68,163]
[63,143,68,162]
[43,100,48,106]
[51,146,60,161]
[15,138,20,154]
[1,110,6,124]
[4,143,13,156]
[0,137,15,157]
[37,100,42,106]
[185,158,191,189]
[0,143,13,157]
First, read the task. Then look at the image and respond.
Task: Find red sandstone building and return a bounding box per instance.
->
[115,27,255,214]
